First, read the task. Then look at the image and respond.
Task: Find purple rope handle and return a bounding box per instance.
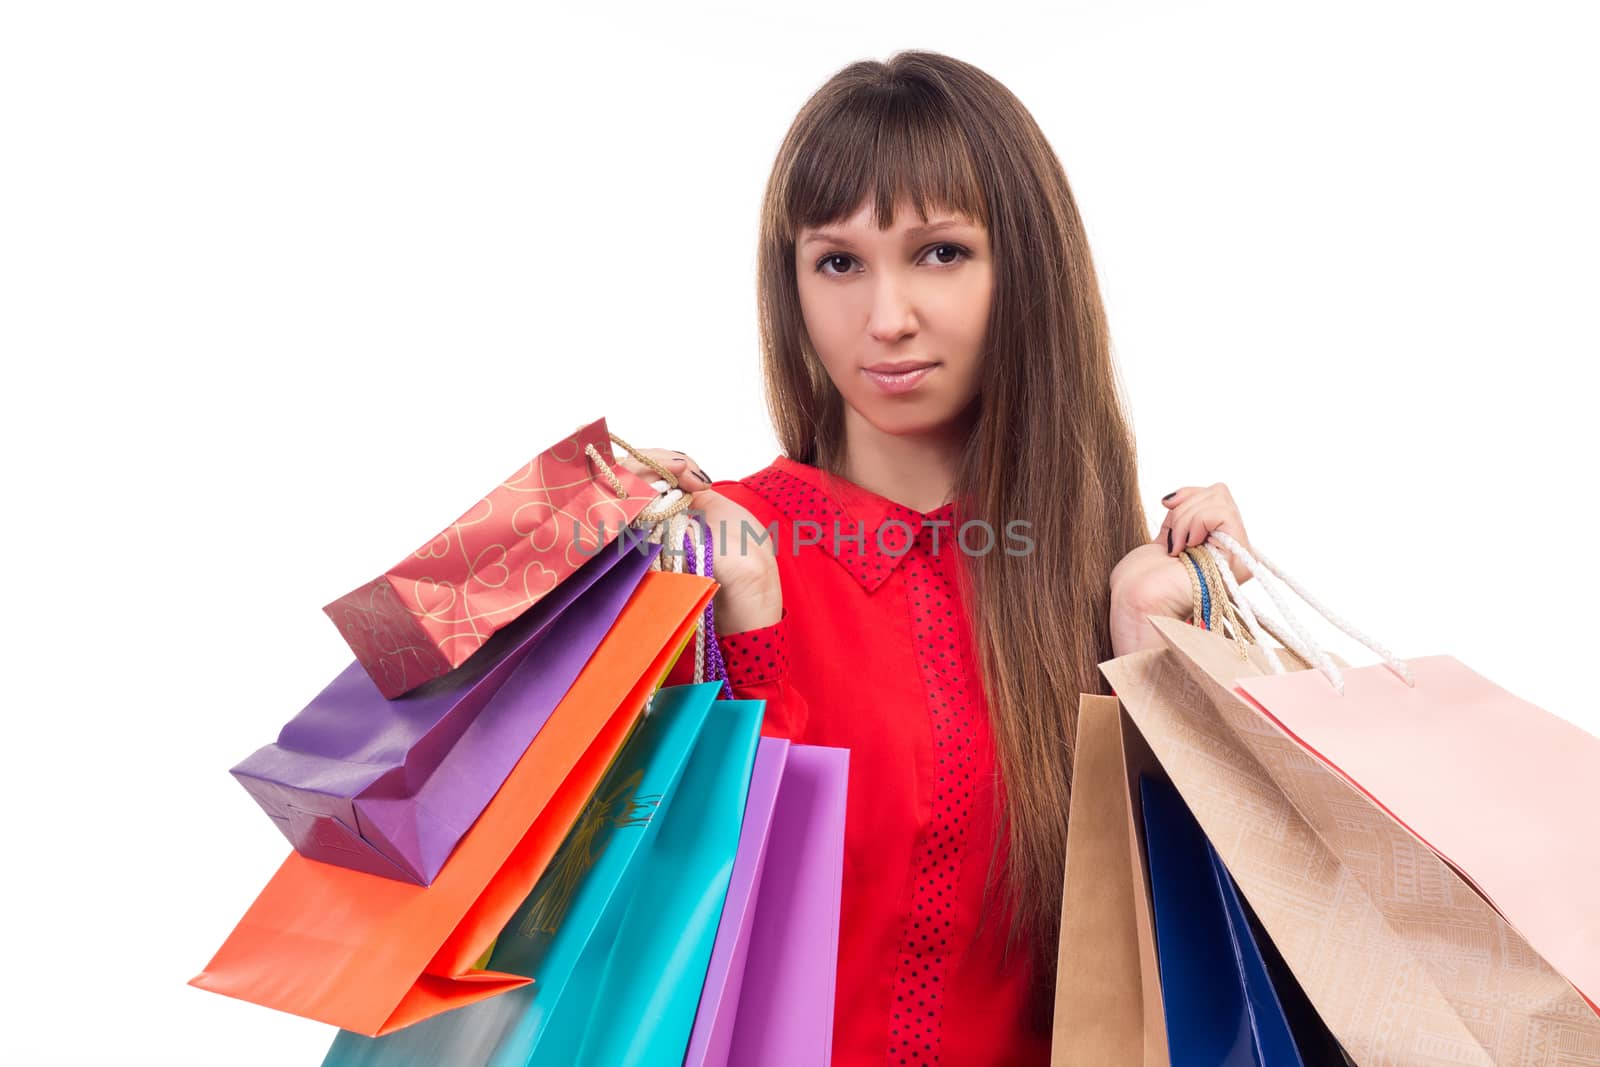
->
[684,517,732,699]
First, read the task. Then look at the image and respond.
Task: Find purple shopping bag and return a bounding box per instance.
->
[685,742,849,1067]
[231,537,660,884]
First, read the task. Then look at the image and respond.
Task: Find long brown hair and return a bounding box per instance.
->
[755,51,1150,997]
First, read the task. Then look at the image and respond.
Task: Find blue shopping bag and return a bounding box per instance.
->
[322,680,724,1066]
[1140,773,1304,1067]
[561,696,763,1066]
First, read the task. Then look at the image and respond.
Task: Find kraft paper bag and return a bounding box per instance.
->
[1051,694,1169,1067]
[189,571,714,1037]
[325,416,660,698]
[1102,616,1600,1066]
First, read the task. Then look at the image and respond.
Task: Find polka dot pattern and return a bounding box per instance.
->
[742,466,905,592]
[885,505,976,1067]
[718,609,789,687]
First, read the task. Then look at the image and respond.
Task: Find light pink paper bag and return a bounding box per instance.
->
[1238,655,1600,1012]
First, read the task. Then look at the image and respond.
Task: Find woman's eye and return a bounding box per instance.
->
[922,243,969,266]
[816,253,855,276]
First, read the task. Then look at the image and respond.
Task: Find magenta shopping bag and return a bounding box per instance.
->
[231,538,659,884]
[685,742,849,1067]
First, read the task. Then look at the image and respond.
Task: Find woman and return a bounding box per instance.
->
[635,50,1257,1066]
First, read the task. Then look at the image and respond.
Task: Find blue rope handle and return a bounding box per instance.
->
[1184,550,1213,629]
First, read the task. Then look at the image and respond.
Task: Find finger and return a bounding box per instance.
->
[641,453,713,491]
[614,447,678,476]
[1152,508,1178,544]
[1166,495,1214,557]
[1156,487,1199,546]
[617,449,696,486]
[1163,497,1190,555]
[1160,486,1194,509]
[678,462,714,491]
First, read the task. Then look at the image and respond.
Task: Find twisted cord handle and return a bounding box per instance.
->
[583,430,679,499]
[579,427,730,696]
[1201,530,1414,695]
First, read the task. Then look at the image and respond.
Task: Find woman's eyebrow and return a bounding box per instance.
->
[799,218,980,248]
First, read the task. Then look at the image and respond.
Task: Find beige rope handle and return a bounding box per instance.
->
[1183,546,1255,660]
[1189,543,1307,662]
[582,427,716,680]
[583,430,681,499]
[1181,544,1205,620]
[1197,546,1271,652]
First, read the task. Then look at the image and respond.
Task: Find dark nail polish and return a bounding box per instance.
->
[693,468,712,483]
[1162,491,1177,502]
[1166,529,1173,553]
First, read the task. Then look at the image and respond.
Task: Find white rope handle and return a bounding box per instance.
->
[1201,530,1415,695]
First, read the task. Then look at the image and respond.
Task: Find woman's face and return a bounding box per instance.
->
[795,198,992,439]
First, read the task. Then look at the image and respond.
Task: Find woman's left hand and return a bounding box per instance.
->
[1156,482,1255,587]
[1109,482,1256,641]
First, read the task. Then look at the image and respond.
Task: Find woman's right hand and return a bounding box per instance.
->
[615,448,783,635]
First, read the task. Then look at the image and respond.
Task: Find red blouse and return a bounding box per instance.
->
[699,456,1052,1067]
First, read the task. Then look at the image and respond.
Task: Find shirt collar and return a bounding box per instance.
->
[742,456,960,593]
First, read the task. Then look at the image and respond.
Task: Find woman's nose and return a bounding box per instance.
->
[866,273,918,343]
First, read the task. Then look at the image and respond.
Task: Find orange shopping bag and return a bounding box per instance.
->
[190,568,715,1037]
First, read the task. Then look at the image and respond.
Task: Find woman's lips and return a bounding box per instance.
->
[862,364,938,394]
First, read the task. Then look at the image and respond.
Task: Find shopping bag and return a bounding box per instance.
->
[1228,878,1355,1067]
[320,680,724,1066]
[558,697,765,1066]
[1234,649,1600,1011]
[720,743,849,1067]
[189,569,715,1037]
[325,416,661,698]
[232,538,659,884]
[1187,529,1600,1012]
[683,742,849,1067]
[1051,694,1169,1067]
[1102,616,1600,1066]
[1140,772,1303,1066]
[683,736,791,1067]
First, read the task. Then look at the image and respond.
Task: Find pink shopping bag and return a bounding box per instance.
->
[1237,656,1600,1012]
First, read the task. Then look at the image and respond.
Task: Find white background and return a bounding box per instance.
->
[3,2,1595,1063]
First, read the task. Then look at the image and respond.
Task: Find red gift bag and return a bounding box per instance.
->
[324,417,660,697]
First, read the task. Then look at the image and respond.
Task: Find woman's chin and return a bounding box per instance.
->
[850,397,971,440]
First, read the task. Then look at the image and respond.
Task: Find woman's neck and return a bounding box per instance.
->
[836,404,971,514]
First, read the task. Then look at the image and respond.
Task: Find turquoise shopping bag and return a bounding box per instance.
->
[508,694,759,1065]
[321,681,723,1066]
[556,696,763,1065]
